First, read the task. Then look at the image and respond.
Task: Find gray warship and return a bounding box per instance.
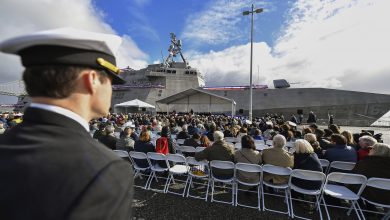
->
[111,33,390,126]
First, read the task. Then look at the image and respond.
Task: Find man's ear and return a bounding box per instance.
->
[82,70,99,94]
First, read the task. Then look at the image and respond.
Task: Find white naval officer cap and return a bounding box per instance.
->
[0,27,126,85]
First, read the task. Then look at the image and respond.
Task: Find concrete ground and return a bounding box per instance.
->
[130,175,375,220]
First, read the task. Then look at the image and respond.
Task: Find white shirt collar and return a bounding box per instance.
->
[29,103,90,132]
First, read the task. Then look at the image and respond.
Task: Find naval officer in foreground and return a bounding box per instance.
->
[0,28,133,220]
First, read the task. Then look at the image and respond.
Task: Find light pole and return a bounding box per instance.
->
[243,4,263,121]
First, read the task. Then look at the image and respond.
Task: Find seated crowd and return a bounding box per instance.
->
[1,111,389,213]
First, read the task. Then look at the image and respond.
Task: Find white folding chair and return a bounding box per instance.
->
[288,169,327,220]
[255,141,267,151]
[165,154,190,196]
[320,172,367,220]
[286,141,295,149]
[146,152,170,192]
[113,150,131,162]
[195,147,206,152]
[261,164,292,216]
[186,157,210,201]
[234,163,263,210]
[225,137,238,144]
[210,160,236,206]
[234,142,242,150]
[180,146,196,157]
[319,159,330,173]
[359,177,390,220]
[326,161,356,174]
[266,140,273,146]
[129,151,151,189]
[176,139,185,146]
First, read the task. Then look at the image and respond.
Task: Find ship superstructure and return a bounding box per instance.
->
[112,33,204,111]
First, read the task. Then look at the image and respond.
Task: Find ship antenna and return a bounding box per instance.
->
[163,32,188,68]
[160,50,164,65]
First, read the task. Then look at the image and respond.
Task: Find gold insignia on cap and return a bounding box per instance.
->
[97,58,120,74]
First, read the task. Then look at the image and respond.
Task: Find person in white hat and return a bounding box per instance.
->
[0,28,133,220]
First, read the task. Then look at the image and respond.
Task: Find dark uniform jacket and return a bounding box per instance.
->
[98,134,118,150]
[352,156,390,205]
[0,108,133,220]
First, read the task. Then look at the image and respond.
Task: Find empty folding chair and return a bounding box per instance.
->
[261,164,292,217]
[359,177,390,220]
[320,172,367,220]
[234,142,242,150]
[319,159,330,173]
[255,141,267,151]
[113,150,131,163]
[180,146,196,157]
[326,161,356,174]
[234,163,263,210]
[210,160,236,206]
[175,145,183,154]
[165,154,190,196]
[195,147,206,152]
[266,140,273,146]
[186,157,210,201]
[286,141,295,149]
[176,139,185,146]
[225,137,238,144]
[288,169,327,220]
[151,131,160,138]
[146,152,170,192]
[129,151,152,189]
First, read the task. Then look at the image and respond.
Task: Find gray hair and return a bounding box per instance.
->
[213,131,224,141]
[105,125,115,134]
[359,135,377,147]
[273,134,286,148]
[370,143,390,157]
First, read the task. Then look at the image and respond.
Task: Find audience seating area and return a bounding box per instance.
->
[114,150,390,220]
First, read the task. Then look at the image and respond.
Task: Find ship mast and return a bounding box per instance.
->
[164,33,188,67]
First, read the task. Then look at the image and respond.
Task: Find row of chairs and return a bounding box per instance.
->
[175,145,355,176]
[115,150,389,220]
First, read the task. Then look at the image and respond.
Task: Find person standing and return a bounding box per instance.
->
[307,111,317,124]
[0,28,133,220]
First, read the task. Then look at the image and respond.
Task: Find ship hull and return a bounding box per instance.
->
[205,88,390,126]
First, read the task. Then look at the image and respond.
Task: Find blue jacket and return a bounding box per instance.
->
[324,144,357,163]
[292,153,323,190]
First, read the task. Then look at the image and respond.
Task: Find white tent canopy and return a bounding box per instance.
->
[114,99,155,108]
[114,99,155,114]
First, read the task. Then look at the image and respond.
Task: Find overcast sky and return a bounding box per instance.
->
[1,0,390,104]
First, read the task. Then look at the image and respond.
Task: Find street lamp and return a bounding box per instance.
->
[243,4,263,121]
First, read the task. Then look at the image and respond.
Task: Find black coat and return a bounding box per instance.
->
[352,156,390,205]
[98,134,118,150]
[183,138,200,148]
[134,140,155,168]
[0,107,133,220]
[292,153,323,190]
